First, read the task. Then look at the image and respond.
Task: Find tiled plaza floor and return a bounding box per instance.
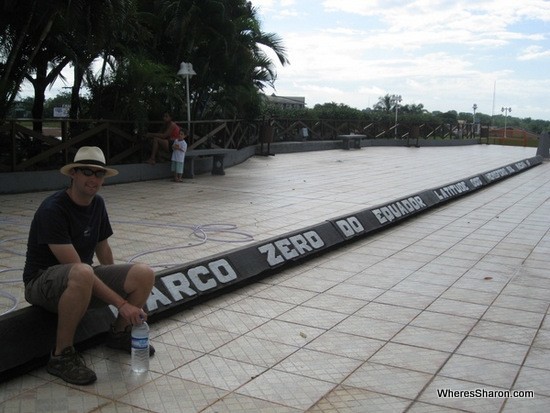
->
[1,145,549,412]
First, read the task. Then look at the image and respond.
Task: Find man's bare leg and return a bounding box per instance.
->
[113,263,155,331]
[55,264,94,355]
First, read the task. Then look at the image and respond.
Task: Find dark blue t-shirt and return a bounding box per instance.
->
[23,190,113,284]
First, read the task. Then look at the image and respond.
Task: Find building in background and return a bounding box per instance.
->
[263,94,306,110]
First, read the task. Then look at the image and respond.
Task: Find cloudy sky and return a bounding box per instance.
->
[252,0,550,120]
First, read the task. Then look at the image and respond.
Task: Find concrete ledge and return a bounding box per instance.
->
[0,146,255,194]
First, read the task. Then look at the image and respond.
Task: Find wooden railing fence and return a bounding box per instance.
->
[1,117,530,173]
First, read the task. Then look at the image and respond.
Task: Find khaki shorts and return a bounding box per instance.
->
[25,263,133,313]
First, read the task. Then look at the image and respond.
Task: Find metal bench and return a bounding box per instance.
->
[184,149,235,178]
[338,134,365,150]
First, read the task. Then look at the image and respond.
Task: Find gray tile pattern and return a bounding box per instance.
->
[1,145,549,412]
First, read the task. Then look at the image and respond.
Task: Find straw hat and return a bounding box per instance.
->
[60,146,118,177]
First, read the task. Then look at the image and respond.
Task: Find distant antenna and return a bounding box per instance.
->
[491,80,496,121]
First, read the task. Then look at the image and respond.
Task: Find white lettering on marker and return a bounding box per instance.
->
[258,230,325,267]
[371,196,427,224]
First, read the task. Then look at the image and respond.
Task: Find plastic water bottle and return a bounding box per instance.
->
[131,321,149,373]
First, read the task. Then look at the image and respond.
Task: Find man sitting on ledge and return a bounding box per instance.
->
[22,146,155,385]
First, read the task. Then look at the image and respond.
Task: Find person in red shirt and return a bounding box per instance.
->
[145,112,181,164]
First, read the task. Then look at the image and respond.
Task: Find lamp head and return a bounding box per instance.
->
[177,62,196,77]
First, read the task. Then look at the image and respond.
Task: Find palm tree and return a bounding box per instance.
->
[0,0,65,118]
[374,94,402,113]
[2,0,290,123]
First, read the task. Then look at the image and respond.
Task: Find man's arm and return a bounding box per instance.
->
[49,244,82,264]
[95,239,114,265]
[49,242,142,321]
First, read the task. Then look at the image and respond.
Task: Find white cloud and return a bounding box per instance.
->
[254,0,550,119]
[518,45,550,60]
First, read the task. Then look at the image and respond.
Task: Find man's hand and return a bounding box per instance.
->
[118,301,147,325]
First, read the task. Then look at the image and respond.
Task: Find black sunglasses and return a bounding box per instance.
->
[74,167,107,178]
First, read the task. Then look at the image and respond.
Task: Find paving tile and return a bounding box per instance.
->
[274,348,363,383]
[469,320,538,345]
[0,374,50,404]
[170,354,266,391]
[532,329,550,349]
[374,290,436,310]
[275,304,349,330]
[309,385,412,413]
[455,335,530,365]
[123,341,203,374]
[426,297,489,318]
[355,302,422,324]
[502,395,550,413]
[235,369,335,410]
[187,308,269,334]
[203,393,302,412]
[368,342,450,374]
[224,295,296,318]
[492,294,549,313]
[155,323,239,353]
[513,365,550,397]
[391,280,450,297]
[118,375,227,412]
[211,335,299,367]
[305,330,385,361]
[334,315,405,341]
[407,401,465,412]
[302,292,367,314]
[0,382,112,413]
[438,354,521,388]
[409,310,478,334]
[346,272,406,289]
[524,347,550,370]
[343,362,433,399]
[93,401,152,412]
[501,283,550,301]
[244,319,325,347]
[481,306,545,329]
[391,325,465,352]
[441,285,498,306]
[325,282,386,301]
[277,275,341,294]
[251,284,318,305]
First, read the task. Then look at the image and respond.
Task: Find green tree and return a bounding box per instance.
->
[373,94,401,113]
[43,91,71,118]
[0,0,64,118]
[311,102,363,120]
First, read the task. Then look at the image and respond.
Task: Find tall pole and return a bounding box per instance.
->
[394,95,402,139]
[185,74,191,132]
[177,62,196,133]
[501,106,511,139]
[472,103,477,137]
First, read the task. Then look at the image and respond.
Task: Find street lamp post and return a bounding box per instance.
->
[501,106,511,139]
[177,62,196,132]
[472,103,478,137]
[394,95,402,139]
